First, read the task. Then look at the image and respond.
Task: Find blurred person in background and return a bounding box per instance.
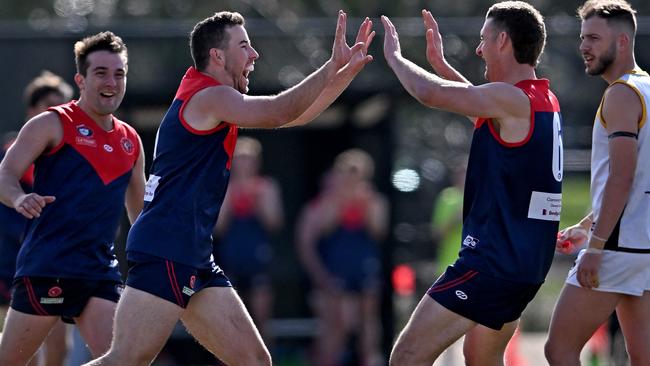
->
[0,70,73,366]
[86,10,374,366]
[213,136,283,342]
[546,1,650,365]
[297,148,389,366]
[383,2,563,365]
[430,159,466,278]
[0,32,146,366]
[429,159,465,366]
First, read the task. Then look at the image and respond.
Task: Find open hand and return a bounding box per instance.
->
[422,9,445,69]
[381,15,402,66]
[331,11,374,72]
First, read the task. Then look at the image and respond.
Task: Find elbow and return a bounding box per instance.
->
[412,83,440,109]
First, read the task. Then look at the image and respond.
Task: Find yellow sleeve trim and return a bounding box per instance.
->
[597,95,606,128]
[605,80,646,129]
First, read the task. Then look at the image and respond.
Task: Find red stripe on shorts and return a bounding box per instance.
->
[429,270,478,293]
[23,277,49,315]
[165,260,185,307]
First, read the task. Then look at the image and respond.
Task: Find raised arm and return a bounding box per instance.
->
[381,15,528,123]
[124,134,146,224]
[283,16,375,127]
[192,11,372,130]
[0,112,61,218]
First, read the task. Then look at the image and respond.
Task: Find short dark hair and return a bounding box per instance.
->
[578,0,636,34]
[23,70,73,107]
[487,1,546,66]
[74,31,128,76]
[190,11,245,71]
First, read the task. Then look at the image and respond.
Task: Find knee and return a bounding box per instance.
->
[463,346,502,366]
[0,349,35,366]
[389,341,419,366]
[463,348,487,366]
[254,348,272,366]
[229,346,271,366]
[88,348,155,366]
[544,339,578,366]
[626,345,650,366]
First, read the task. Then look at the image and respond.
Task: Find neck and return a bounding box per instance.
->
[199,65,231,87]
[602,54,637,84]
[75,99,114,131]
[496,62,537,85]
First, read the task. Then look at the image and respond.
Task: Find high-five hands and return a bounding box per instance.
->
[331,10,375,75]
[380,15,402,65]
[422,9,445,69]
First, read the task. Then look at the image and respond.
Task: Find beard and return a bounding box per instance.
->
[586,42,616,76]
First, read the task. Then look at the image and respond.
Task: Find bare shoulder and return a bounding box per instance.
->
[472,82,529,118]
[602,82,642,130]
[603,82,642,109]
[21,111,63,142]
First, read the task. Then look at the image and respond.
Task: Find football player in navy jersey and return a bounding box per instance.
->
[0,32,146,366]
[85,10,374,366]
[383,2,563,365]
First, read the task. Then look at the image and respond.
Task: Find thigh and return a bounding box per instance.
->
[181,286,269,364]
[0,308,58,365]
[109,286,182,362]
[41,320,69,365]
[615,291,650,364]
[75,297,117,357]
[391,295,475,364]
[547,284,620,352]
[463,320,518,365]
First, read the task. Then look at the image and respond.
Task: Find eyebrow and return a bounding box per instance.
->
[91,66,125,73]
[239,40,249,46]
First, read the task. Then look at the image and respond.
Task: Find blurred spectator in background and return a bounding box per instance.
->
[429,159,465,366]
[0,70,73,366]
[430,158,466,277]
[213,136,283,342]
[297,148,389,366]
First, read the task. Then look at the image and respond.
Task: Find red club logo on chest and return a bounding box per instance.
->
[120,138,135,155]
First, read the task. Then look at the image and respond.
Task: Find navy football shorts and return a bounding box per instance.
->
[427,263,542,330]
[10,277,123,324]
[0,276,13,305]
[126,251,231,308]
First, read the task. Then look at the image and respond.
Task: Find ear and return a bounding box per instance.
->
[617,32,631,52]
[74,73,84,90]
[497,31,509,50]
[210,48,226,67]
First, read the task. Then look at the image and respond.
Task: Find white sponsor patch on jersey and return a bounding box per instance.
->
[144,174,161,202]
[527,191,562,221]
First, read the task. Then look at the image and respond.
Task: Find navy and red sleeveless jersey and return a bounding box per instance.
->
[126,67,238,269]
[456,79,563,284]
[16,101,140,281]
[0,148,31,281]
